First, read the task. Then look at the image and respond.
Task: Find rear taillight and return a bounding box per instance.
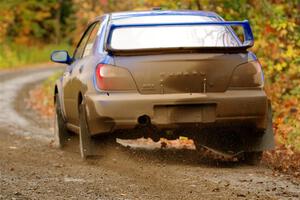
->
[95,64,136,91]
[96,64,105,89]
[229,61,264,88]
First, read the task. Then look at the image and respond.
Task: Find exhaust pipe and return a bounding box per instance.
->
[137,115,151,125]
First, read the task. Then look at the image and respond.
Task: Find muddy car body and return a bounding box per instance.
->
[51,10,274,161]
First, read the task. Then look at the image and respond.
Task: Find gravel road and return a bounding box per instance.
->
[0,65,299,200]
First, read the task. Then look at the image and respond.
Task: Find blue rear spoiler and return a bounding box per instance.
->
[106,20,254,54]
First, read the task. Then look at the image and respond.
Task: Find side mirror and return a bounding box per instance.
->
[50,50,72,64]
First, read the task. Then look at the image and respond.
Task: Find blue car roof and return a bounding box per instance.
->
[110,10,220,20]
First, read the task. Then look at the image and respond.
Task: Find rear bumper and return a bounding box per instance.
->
[85,90,268,135]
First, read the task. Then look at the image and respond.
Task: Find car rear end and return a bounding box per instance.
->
[90,54,267,127]
[85,11,273,154]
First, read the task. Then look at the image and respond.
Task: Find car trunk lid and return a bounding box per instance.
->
[113,53,249,94]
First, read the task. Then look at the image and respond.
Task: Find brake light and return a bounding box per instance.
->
[229,61,264,88]
[95,64,136,91]
[96,64,105,89]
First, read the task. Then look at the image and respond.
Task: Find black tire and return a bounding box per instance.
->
[243,151,263,165]
[78,102,95,159]
[54,94,69,148]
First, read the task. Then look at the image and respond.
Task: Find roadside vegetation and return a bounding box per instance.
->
[1,0,299,174]
[27,71,63,118]
[0,43,71,69]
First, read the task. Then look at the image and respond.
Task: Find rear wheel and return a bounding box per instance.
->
[54,94,69,148]
[78,102,95,159]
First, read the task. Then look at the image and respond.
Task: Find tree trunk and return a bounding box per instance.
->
[55,0,62,44]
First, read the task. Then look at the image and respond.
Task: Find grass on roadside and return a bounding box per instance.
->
[0,43,72,69]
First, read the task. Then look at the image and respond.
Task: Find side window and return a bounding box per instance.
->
[73,23,96,60]
[82,22,101,57]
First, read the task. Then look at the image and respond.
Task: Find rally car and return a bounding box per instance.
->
[51,10,274,163]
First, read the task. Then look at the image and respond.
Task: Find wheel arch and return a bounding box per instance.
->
[54,79,63,103]
[54,85,58,103]
[54,79,66,120]
[78,92,83,108]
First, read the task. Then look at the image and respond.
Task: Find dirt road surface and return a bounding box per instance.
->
[0,66,299,200]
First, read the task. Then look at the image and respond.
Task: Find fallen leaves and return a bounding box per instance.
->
[26,84,54,118]
[263,145,300,178]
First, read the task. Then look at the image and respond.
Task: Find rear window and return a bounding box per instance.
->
[109,25,240,50]
[109,15,240,50]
